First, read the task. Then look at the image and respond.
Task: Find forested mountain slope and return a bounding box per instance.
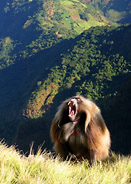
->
[0,0,130,70]
[23,25,131,120]
[15,25,131,154]
[0,0,130,153]
[83,0,131,24]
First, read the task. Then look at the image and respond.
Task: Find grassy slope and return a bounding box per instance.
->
[0,142,130,184]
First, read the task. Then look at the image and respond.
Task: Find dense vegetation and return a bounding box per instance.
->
[0,0,106,70]
[24,25,131,119]
[0,0,130,154]
[0,0,130,69]
[13,24,131,155]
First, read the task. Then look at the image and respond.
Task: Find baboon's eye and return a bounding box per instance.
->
[76,97,82,103]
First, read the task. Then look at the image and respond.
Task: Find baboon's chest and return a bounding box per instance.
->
[68,127,86,155]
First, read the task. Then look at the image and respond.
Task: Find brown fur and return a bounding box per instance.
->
[50,96,111,163]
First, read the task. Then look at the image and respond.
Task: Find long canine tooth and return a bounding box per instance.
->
[72,99,77,105]
[68,98,77,106]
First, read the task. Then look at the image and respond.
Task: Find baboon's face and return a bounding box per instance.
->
[68,97,82,122]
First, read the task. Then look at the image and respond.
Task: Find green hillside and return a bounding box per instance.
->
[0,0,106,70]
[0,0,130,70]
[82,0,131,23]
[0,0,131,153]
[13,25,131,154]
[23,25,131,120]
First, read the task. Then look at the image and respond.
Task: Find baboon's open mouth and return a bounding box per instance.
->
[68,98,78,120]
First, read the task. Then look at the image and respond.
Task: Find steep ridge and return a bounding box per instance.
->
[14,25,131,154]
[0,0,130,69]
[0,0,130,150]
[23,25,131,120]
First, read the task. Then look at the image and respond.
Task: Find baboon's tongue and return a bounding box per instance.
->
[68,99,77,120]
[69,106,75,116]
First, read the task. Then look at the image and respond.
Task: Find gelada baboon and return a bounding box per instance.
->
[50,96,111,163]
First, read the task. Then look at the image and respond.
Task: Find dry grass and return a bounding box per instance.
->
[0,142,130,184]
